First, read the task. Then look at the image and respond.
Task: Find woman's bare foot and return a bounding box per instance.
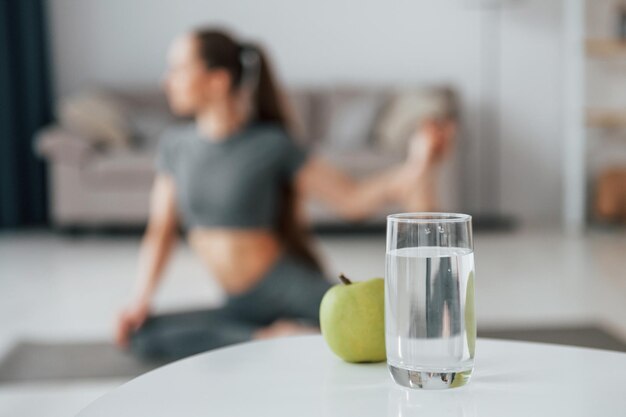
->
[407,120,455,173]
[399,120,456,210]
[253,319,320,340]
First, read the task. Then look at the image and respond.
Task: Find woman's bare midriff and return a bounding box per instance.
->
[187,228,282,295]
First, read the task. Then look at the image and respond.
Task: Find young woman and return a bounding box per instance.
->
[115,28,454,360]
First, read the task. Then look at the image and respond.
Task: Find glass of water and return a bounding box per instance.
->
[385,213,475,390]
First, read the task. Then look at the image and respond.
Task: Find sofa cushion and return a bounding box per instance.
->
[317,89,389,151]
[317,148,403,177]
[110,90,178,149]
[286,89,313,144]
[83,151,156,189]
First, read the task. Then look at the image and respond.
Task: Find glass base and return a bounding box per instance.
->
[388,364,472,390]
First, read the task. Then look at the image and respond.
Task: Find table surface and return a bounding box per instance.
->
[76,335,626,417]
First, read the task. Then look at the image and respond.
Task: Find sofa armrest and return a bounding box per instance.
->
[34,126,94,165]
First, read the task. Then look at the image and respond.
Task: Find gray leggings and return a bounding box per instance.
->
[130,254,332,361]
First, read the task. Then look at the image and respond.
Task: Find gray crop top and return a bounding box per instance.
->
[156,122,308,230]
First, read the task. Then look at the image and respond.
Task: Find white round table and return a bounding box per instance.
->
[77,335,626,416]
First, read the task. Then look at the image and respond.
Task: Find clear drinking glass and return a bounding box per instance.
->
[385,213,475,390]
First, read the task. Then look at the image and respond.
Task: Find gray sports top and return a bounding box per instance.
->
[156,122,308,230]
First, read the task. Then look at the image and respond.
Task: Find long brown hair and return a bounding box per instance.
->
[193,28,321,271]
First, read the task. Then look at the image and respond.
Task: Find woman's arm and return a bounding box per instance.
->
[133,174,179,305]
[296,120,454,221]
[115,174,178,347]
[296,158,408,221]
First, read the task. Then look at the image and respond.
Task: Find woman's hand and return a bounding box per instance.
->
[115,300,150,348]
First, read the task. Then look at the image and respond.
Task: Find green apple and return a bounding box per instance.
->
[465,271,476,358]
[319,274,386,363]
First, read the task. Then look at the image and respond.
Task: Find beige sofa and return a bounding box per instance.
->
[36,87,458,230]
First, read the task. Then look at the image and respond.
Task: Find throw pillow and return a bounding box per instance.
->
[58,90,132,150]
[374,89,451,154]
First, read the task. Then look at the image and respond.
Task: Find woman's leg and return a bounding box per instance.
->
[129,308,258,361]
[277,267,333,325]
[130,257,333,360]
[249,259,333,339]
[228,256,333,327]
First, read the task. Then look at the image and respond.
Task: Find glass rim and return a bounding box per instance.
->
[387,212,472,224]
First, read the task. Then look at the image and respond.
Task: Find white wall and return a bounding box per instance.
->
[499,0,564,224]
[48,0,565,226]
